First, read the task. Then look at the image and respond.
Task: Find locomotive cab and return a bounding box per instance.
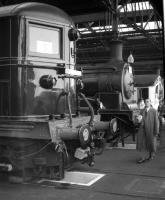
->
[0,2,77,116]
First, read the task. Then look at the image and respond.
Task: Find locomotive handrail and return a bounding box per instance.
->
[53,90,73,128]
[0,57,76,67]
[0,115,49,120]
[0,63,66,69]
[66,91,73,128]
[79,93,94,126]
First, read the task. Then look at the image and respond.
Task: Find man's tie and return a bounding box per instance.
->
[145,109,148,117]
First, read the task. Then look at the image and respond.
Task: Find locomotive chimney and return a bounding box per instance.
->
[109,40,123,62]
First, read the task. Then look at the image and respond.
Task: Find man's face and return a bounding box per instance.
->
[145,99,151,108]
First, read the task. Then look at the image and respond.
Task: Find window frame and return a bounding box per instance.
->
[27,21,63,60]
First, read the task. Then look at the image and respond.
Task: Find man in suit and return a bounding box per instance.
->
[136,98,159,163]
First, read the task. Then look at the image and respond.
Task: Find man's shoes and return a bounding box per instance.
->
[137,158,146,164]
[147,155,155,161]
[146,153,156,161]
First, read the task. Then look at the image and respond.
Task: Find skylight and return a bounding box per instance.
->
[78,1,161,36]
[79,21,162,35]
[119,1,153,12]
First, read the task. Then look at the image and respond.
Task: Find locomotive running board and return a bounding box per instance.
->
[37,171,105,186]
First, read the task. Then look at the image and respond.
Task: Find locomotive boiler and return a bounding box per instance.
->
[79,40,137,145]
[0,2,111,181]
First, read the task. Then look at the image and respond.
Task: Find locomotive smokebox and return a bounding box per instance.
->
[81,40,134,104]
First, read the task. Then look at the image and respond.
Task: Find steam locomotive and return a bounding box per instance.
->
[78,40,137,145]
[0,2,112,181]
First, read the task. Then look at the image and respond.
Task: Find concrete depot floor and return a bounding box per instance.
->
[1,132,165,200]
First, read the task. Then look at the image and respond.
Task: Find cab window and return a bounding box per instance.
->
[28,23,62,59]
